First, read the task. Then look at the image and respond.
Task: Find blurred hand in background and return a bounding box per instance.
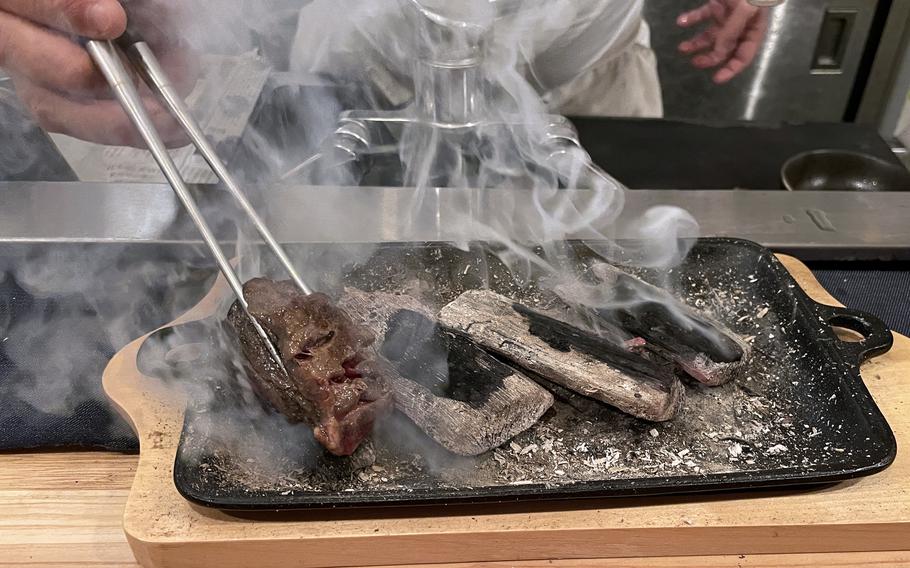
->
[0,0,195,146]
[677,0,772,84]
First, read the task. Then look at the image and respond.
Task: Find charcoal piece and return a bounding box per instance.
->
[339,288,553,456]
[585,262,751,387]
[227,279,393,457]
[438,290,683,422]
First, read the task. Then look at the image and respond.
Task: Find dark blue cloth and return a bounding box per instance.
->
[809,263,910,337]
[0,274,134,451]
[0,244,214,452]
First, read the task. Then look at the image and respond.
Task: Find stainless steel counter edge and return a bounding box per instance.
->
[2,182,909,260]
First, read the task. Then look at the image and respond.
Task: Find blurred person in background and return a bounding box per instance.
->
[292,0,778,118]
[0,0,779,147]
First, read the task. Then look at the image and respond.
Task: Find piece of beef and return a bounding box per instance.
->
[227,278,393,456]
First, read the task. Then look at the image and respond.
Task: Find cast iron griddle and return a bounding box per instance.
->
[137,238,896,510]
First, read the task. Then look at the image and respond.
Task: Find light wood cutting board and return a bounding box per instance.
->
[101,255,910,568]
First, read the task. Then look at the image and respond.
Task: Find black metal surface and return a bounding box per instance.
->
[238,85,906,191]
[782,150,910,191]
[573,118,905,190]
[136,238,897,510]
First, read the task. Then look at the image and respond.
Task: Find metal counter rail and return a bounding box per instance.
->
[2,182,910,260]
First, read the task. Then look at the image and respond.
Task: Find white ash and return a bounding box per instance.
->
[180,246,855,498]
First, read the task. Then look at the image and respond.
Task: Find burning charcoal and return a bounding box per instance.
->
[340,288,553,456]
[227,279,393,457]
[583,262,751,387]
[438,290,684,422]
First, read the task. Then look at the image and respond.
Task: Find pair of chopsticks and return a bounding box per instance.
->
[84,24,308,373]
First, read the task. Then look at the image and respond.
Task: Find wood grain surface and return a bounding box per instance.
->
[1,255,908,568]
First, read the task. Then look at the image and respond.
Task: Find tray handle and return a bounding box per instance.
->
[136,319,221,380]
[815,304,893,365]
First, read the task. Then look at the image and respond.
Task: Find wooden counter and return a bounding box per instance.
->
[1,257,908,567]
[1,450,908,568]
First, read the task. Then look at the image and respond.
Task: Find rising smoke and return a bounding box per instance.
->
[288,0,698,271]
[3,0,700,462]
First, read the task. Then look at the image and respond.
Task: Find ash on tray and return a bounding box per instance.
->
[191,310,796,495]
[171,241,857,500]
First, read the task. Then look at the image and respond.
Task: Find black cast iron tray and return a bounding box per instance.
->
[136,238,897,510]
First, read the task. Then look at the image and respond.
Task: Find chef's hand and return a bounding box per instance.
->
[0,0,193,146]
[677,0,772,84]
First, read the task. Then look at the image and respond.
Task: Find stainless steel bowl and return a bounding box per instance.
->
[782,149,910,192]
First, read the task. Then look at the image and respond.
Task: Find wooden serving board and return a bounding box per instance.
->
[101,256,910,568]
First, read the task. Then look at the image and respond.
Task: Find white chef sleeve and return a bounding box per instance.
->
[524,0,645,92]
[542,21,664,118]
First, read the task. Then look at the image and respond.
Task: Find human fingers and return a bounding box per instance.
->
[713,51,748,83]
[709,0,731,23]
[679,29,715,55]
[0,10,116,94]
[713,11,768,83]
[0,0,126,38]
[14,76,188,147]
[155,47,200,97]
[121,0,185,50]
[677,2,714,27]
[117,2,199,96]
[692,2,759,69]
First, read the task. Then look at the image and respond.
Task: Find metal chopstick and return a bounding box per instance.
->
[84,39,289,374]
[116,36,312,297]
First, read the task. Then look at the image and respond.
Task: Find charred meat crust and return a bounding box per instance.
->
[227,278,393,456]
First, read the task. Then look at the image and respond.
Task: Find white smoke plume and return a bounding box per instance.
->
[2,0,703,466]
[285,0,699,274]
